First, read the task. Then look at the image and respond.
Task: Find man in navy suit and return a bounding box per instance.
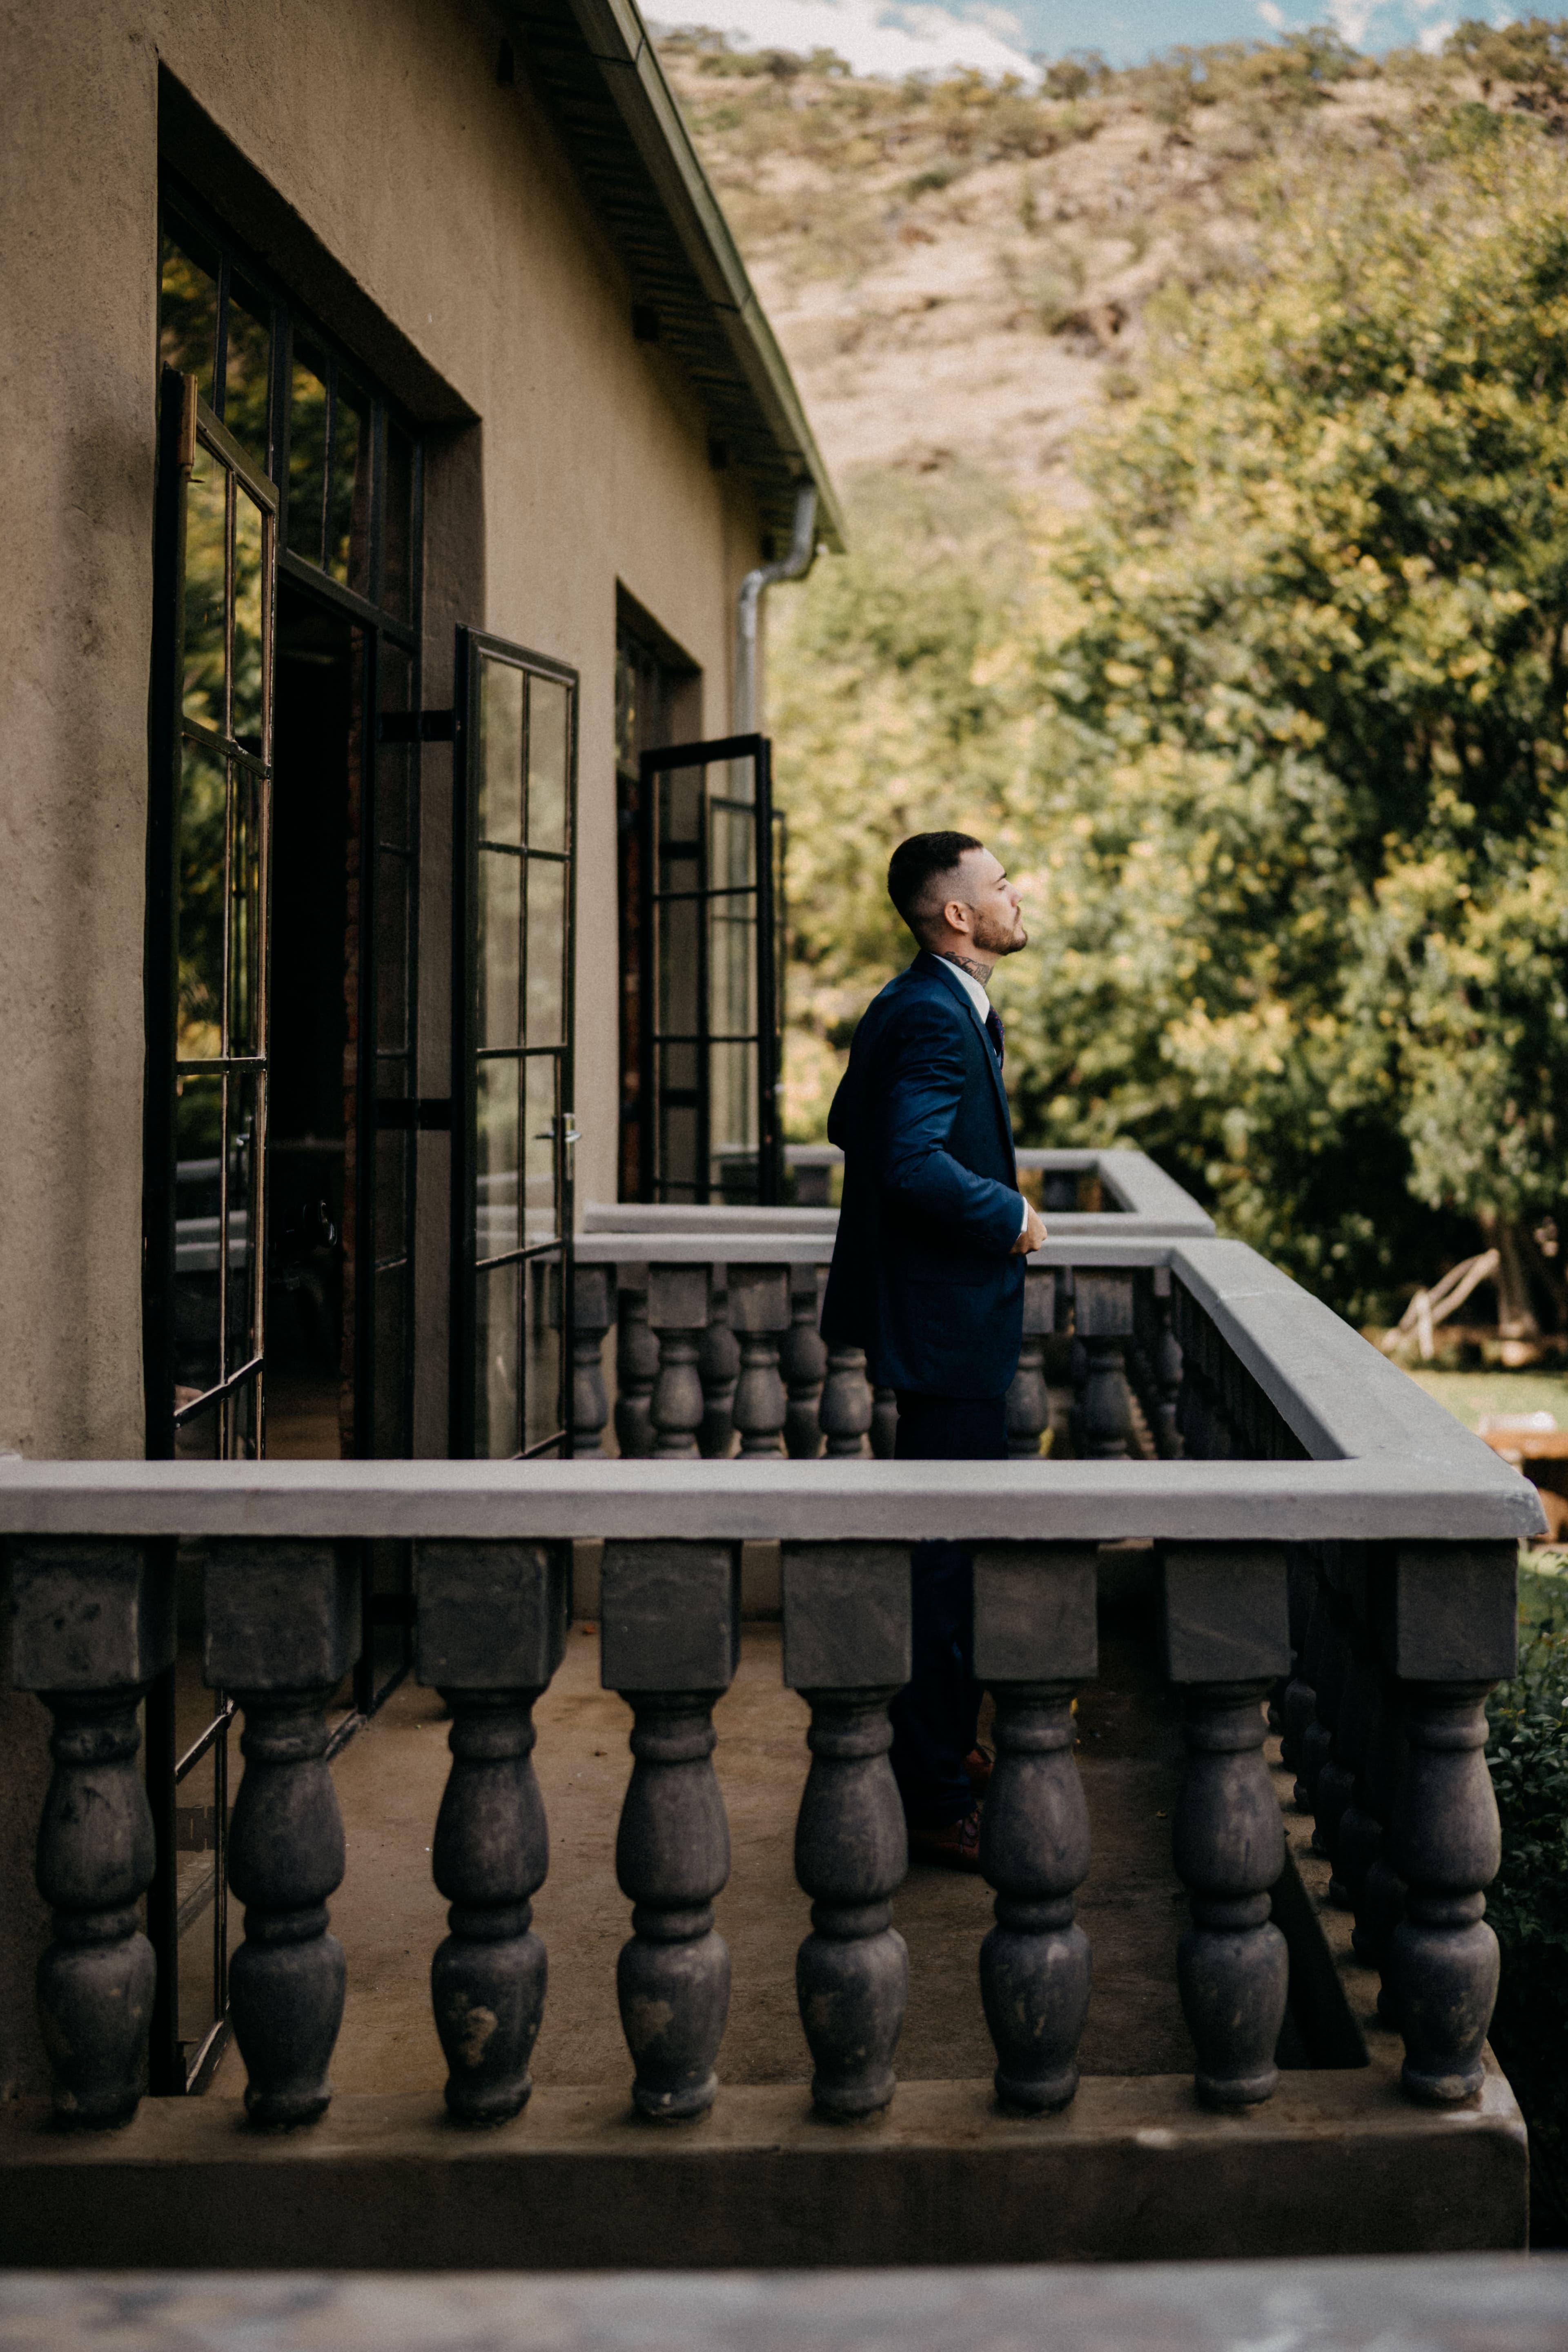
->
[821,832,1046,1868]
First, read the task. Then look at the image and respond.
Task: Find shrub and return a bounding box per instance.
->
[1487,1563,1568,2244]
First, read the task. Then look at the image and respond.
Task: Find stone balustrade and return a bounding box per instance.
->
[1,1244,1541,2142]
[571,1151,1213,1467]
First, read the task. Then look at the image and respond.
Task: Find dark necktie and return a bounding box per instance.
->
[985,1007,1004,1066]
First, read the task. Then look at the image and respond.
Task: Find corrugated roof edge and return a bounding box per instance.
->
[526,0,846,550]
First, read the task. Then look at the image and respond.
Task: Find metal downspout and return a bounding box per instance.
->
[734,483,819,733]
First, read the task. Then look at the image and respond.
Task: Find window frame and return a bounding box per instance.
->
[450,627,580,1461]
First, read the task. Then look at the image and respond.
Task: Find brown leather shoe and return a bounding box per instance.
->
[908,1804,983,1872]
[964,1745,993,1798]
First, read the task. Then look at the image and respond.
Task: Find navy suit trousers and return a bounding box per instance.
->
[888,1391,1007,1828]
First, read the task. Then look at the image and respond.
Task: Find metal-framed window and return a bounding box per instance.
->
[145,184,427,2094]
[639,735,782,1207]
[451,631,579,1459]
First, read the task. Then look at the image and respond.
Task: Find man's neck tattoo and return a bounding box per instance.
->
[940,951,993,987]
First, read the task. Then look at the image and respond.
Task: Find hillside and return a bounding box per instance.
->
[655,31,1478,496]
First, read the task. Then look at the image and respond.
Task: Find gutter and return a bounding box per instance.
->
[560,0,846,551]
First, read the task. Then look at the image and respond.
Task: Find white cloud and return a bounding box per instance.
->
[1418,13,1454,42]
[656,0,1040,79]
[1255,1,1288,27]
[1325,0,1376,45]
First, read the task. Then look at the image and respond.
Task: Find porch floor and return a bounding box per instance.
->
[209,1604,1194,2103]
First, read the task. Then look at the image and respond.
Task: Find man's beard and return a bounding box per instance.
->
[971,907,1027,956]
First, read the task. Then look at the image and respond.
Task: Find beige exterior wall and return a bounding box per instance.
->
[0,0,760,1469]
[0,0,764,2094]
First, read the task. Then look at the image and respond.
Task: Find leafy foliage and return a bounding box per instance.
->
[774,109,1568,1320]
[1488,1566,1568,2241]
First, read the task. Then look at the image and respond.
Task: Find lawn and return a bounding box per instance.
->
[1406,1367,1568,1432]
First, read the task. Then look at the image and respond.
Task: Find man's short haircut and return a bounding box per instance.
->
[887,831,983,942]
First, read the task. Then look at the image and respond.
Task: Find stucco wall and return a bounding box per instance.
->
[0,0,764,2092]
[0,0,761,1465]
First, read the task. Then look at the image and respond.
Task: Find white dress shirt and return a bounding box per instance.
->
[938,958,1031,1241]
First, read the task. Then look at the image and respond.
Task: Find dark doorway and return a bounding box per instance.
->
[266,583,354,1458]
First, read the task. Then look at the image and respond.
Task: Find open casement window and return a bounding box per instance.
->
[143,368,277,2095]
[452,631,577,1458]
[639,734,782,1206]
[146,370,277,1465]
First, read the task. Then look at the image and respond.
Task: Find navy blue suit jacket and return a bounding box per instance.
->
[820,951,1025,1399]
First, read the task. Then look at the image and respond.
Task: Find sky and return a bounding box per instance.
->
[654,0,1510,78]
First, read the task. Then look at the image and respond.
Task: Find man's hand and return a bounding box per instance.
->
[1012,1203,1048,1256]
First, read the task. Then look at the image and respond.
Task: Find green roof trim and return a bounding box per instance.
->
[501,0,846,550]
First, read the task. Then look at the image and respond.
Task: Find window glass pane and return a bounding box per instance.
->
[376,847,412,1056]
[526,855,566,1048]
[226,1072,262,1377]
[174,1080,224,1401]
[183,453,228,735]
[159,227,219,403]
[328,384,370,596]
[478,657,523,844]
[174,1394,221,1463]
[288,347,328,565]
[224,280,272,465]
[656,890,700,1039]
[373,1269,409,1459]
[710,794,756,893]
[478,848,521,1051]
[526,677,569,854]
[228,762,263,1058]
[476,1262,519,1458]
[523,1255,563,1454]
[374,1125,409,1263]
[657,1092,699,1201]
[658,766,702,877]
[377,645,413,849]
[177,739,228,1062]
[708,886,757,1042]
[523,1055,558,1246]
[232,488,266,753]
[475,1060,519,1262]
[710,1040,758,1201]
[383,420,414,621]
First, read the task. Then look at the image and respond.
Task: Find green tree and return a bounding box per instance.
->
[775,111,1568,1325]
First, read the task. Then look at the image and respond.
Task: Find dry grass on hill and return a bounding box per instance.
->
[655,31,1477,493]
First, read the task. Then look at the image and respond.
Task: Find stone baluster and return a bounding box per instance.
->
[1385,1542,1516,2106]
[614,1281,659,1460]
[415,1538,568,2124]
[973,1543,1097,2111]
[647,1263,710,1459]
[780,1269,827,1459]
[601,1540,740,2119]
[729,1264,790,1457]
[697,1285,740,1459]
[781,1541,910,2118]
[1005,1269,1057,1460]
[1073,1274,1134,1460]
[871,1387,899,1459]
[205,1539,360,2127]
[821,1345,873,1457]
[9,1537,175,2127]
[570,1265,615,1457]
[1162,1544,1290,2111]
